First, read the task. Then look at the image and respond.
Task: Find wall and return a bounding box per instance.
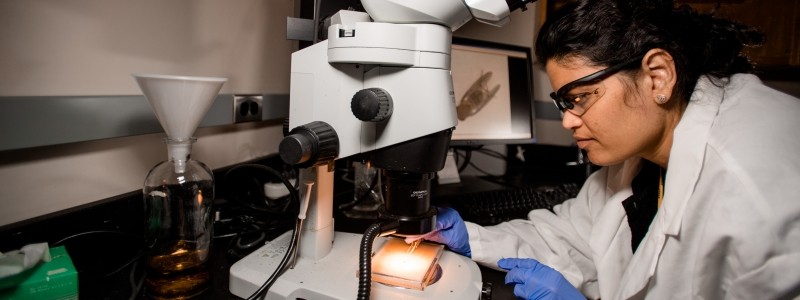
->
[0,1,578,227]
[764,80,800,99]
[0,0,295,227]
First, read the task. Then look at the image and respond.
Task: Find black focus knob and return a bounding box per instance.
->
[351,88,393,122]
[279,121,339,167]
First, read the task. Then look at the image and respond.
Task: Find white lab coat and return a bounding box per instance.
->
[466,74,800,299]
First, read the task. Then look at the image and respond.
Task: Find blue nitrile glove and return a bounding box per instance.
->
[498,258,584,300]
[405,207,471,257]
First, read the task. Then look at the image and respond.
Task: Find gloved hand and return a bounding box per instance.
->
[405,207,471,257]
[498,258,584,300]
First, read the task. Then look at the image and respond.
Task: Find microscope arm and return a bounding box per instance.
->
[278,0,539,254]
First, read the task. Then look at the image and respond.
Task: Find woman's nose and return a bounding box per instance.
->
[561,110,583,130]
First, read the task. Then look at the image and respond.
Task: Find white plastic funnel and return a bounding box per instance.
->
[133,73,227,141]
[133,73,226,172]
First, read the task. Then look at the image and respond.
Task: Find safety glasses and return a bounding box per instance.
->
[550,55,644,116]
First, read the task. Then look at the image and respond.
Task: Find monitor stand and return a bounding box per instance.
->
[437,149,462,185]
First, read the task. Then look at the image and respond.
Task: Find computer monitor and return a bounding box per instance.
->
[449,38,535,146]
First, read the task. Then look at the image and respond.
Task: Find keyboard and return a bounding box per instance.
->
[440,182,581,226]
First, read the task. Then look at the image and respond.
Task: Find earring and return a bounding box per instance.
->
[656,94,667,104]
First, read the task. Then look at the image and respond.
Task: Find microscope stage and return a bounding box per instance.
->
[229,231,482,299]
[371,238,444,290]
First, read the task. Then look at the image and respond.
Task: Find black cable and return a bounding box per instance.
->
[221,164,301,300]
[235,224,267,250]
[339,171,355,184]
[224,167,294,215]
[227,194,287,214]
[215,217,282,241]
[292,171,300,189]
[53,230,147,281]
[357,221,397,300]
[338,169,381,211]
[454,148,473,173]
[453,146,510,176]
[128,259,145,300]
[246,219,302,300]
[357,223,382,300]
[476,148,507,160]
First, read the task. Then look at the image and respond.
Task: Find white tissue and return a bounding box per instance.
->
[0,243,51,279]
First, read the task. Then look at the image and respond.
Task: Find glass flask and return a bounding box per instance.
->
[143,138,213,299]
[342,160,384,219]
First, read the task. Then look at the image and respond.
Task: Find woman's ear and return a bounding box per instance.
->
[641,48,677,105]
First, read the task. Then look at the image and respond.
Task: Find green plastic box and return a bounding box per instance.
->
[0,246,79,300]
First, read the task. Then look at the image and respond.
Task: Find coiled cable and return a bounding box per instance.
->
[357,221,398,300]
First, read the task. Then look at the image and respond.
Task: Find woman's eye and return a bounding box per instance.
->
[570,93,590,104]
[570,89,599,105]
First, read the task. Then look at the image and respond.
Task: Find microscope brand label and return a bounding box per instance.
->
[410,190,428,199]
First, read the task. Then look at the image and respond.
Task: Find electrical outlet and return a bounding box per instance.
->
[233,95,263,123]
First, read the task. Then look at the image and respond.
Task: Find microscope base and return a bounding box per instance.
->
[229,231,482,299]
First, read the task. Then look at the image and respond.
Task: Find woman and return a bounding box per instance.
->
[414,0,800,299]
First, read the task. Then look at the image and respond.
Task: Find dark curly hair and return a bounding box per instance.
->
[535,0,764,102]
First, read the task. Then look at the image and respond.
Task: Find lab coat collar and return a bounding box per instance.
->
[589,161,639,298]
[661,76,725,236]
[617,75,725,299]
